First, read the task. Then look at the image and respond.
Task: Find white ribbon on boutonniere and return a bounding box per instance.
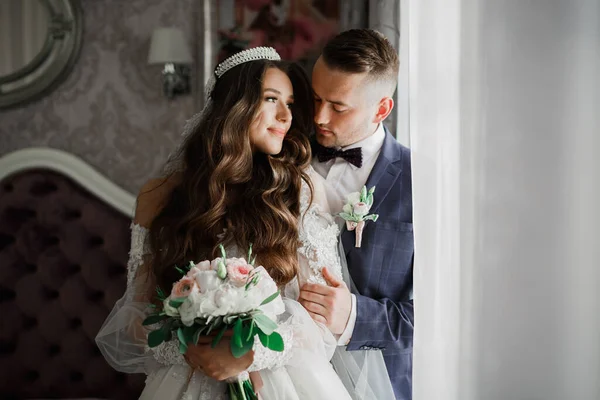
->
[338,186,378,248]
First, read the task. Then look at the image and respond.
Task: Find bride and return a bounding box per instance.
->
[96,47,354,399]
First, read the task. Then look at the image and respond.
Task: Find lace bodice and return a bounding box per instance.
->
[118,167,343,378]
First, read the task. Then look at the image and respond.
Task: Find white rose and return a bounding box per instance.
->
[214,285,249,315]
[342,204,353,214]
[210,257,223,271]
[162,299,180,317]
[193,270,221,293]
[353,202,370,217]
[178,285,201,326]
[198,291,219,317]
[251,266,285,317]
[195,260,211,271]
[346,192,361,206]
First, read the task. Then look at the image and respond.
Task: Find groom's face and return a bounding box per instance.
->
[312,57,379,148]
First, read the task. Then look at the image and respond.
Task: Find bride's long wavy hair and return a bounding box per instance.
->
[147,60,313,293]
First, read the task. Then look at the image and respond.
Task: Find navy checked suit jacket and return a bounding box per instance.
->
[341,129,414,400]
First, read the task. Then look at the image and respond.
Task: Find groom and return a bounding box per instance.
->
[299,29,414,400]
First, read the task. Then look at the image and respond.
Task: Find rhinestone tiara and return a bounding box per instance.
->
[214,46,281,78]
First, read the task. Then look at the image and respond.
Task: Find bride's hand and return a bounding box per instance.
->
[184,334,254,381]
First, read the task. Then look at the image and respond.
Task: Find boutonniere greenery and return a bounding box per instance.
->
[338,186,378,248]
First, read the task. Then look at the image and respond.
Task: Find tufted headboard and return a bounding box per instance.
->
[0,148,145,399]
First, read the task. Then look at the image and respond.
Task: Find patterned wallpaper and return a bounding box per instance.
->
[0,0,198,194]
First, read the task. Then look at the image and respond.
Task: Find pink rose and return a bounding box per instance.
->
[353,202,370,217]
[226,259,254,286]
[171,276,196,299]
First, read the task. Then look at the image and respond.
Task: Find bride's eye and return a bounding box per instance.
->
[265,96,278,103]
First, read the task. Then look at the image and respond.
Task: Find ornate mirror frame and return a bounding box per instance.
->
[0,0,83,109]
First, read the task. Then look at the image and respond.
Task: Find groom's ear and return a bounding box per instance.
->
[372,96,394,124]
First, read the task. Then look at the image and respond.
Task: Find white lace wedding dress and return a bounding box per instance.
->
[96,167,352,400]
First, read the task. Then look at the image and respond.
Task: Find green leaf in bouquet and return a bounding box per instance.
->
[217,260,227,279]
[260,291,280,306]
[363,214,379,222]
[247,244,253,264]
[366,193,374,207]
[339,212,359,222]
[175,266,186,275]
[177,327,188,354]
[207,316,223,334]
[142,314,168,326]
[233,319,244,348]
[193,326,204,345]
[156,286,167,301]
[148,328,167,348]
[211,325,228,348]
[360,186,368,202]
[265,331,284,352]
[254,313,277,335]
[219,244,227,259]
[368,186,376,195]
[246,320,256,342]
[230,332,254,358]
[168,297,186,308]
[258,330,269,348]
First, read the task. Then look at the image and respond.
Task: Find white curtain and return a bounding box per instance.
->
[410,1,600,400]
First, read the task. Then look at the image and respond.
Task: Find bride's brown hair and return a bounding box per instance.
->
[147,60,313,293]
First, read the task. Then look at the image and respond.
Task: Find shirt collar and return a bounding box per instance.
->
[342,124,385,166]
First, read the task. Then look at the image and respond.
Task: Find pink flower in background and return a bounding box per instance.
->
[171,276,196,299]
[227,259,254,286]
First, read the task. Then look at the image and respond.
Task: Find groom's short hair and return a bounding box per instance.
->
[322,29,399,97]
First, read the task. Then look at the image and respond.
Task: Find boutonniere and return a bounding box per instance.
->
[339,186,378,248]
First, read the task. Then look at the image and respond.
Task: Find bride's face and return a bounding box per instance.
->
[249,67,294,155]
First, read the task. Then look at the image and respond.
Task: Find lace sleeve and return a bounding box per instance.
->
[248,298,337,372]
[249,169,344,371]
[297,167,344,286]
[95,223,164,373]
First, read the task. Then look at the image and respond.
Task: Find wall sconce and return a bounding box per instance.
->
[148,27,193,98]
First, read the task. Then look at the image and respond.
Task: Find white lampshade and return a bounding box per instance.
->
[148,28,193,64]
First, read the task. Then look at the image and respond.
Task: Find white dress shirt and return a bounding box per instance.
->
[311,124,386,345]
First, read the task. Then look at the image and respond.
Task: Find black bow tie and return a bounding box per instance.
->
[314,142,363,168]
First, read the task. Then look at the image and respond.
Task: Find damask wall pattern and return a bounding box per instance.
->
[0,0,198,194]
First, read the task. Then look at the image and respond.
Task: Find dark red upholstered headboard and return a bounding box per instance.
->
[0,166,144,399]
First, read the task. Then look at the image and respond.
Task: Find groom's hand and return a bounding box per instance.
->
[299,267,352,335]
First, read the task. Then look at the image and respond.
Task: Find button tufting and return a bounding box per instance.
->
[70,371,83,382]
[70,318,82,329]
[0,233,15,251]
[89,236,104,247]
[25,370,39,381]
[0,287,16,302]
[22,317,37,330]
[48,344,61,356]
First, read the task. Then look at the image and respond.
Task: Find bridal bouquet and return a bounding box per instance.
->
[143,245,285,400]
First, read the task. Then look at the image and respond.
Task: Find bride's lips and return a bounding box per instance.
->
[268,127,286,137]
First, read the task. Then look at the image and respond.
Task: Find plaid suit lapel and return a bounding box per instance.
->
[341,129,404,256]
